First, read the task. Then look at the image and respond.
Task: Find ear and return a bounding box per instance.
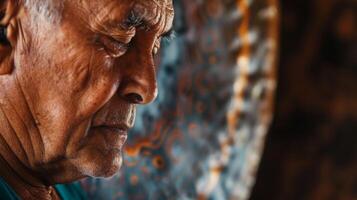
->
[0,0,20,75]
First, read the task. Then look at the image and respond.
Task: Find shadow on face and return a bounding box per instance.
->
[0,0,173,182]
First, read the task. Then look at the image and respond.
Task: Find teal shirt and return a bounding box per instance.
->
[0,177,87,200]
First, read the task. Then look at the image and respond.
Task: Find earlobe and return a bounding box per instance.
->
[0,0,19,46]
[0,0,19,75]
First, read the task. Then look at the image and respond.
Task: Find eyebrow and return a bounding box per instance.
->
[123,11,144,28]
[123,9,174,38]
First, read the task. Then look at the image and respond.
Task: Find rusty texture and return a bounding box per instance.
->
[251,0,357,199]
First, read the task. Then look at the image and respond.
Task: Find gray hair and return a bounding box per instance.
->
[24,0,64,23]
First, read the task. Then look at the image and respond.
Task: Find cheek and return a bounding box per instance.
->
[16,46,119,160]
[71,51,120,119]
[16,39,119,128]
[44,19,122,121]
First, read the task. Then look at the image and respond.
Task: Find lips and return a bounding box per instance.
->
[90,103,136,151]
[94,123,130,133]
[90,124,129,151]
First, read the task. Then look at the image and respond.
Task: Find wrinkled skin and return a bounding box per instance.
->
[0,0,173,199]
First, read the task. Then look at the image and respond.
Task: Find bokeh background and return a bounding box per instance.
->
[81,0,357,199]
[251,0,357,200]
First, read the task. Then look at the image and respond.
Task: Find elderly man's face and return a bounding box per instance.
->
[3,0,173,180]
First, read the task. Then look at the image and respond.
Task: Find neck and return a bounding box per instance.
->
[0,109,60,199]
[0,152,58,200]
[0,77,59,199]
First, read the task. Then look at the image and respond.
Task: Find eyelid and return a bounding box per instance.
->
[107,27,136,44]
[97,34,129,58]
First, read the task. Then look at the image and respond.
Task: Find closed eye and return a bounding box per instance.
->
[96,34,130,58]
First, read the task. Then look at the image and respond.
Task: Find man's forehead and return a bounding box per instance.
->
[115,0,173,11]
[134,1,174,35]
[132,0,174,22]
[78,0,173,16]
[134,0,173,6]
[132,0,174,16]
[87,0,174,22]
[72,0,173,34]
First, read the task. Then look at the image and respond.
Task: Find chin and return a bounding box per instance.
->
[71,147,124,178]
[67,124,129,178]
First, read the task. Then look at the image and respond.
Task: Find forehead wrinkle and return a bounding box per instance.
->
[157,2,173,35]
[132,2,157,26]
[151,0,174,13]
[83,1,135,36]
[133,0,173,32]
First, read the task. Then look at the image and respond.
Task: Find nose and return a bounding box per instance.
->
[116,40,158,104]
[120,75,158,104]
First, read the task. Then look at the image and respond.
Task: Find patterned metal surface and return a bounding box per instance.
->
[251,0,357,199]
[82,0,279,199]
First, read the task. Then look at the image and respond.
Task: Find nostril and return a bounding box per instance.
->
[125,93,144,104]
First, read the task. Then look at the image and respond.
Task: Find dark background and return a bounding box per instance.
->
[251,0,357,199]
